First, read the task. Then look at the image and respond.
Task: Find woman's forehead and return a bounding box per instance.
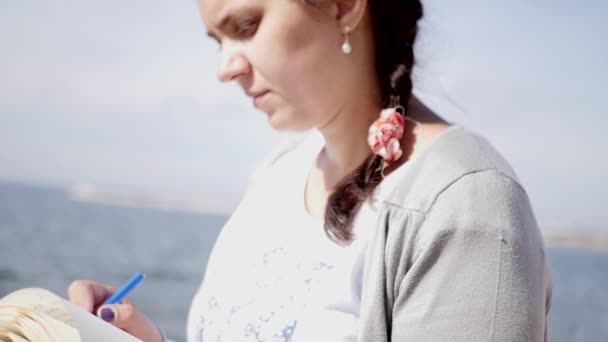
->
[199,0,264,23]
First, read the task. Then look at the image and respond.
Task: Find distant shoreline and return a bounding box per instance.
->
[4,180,607,251]
[70,186,608,252]
[543,233,608,252]
[68,182,235,217]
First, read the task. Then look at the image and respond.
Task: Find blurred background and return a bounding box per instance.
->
[0,0,606,341]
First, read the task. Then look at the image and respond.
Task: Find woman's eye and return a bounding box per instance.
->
[236,19,259,37]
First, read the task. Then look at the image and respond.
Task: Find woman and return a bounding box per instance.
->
[69,0,552,340]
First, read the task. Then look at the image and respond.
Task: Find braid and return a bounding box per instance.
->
[324,0,423,245]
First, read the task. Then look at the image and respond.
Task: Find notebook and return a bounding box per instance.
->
[0,287,142,341]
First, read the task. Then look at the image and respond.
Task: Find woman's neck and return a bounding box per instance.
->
[314,95,450,188]
[315,100,378,186]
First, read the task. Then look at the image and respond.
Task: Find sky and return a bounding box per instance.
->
[0,0,606,230]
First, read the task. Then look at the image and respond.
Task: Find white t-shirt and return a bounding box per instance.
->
[187,131,407,342]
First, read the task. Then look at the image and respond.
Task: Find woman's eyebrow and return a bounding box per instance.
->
[206,5,260,40]
[205,13,232,41]
[215,14,234,32]
[213,5,259,31]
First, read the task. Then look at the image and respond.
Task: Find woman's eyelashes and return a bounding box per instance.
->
[207,15,261,49]
[234,17,260,39]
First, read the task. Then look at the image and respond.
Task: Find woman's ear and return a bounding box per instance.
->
[332,0,367,30]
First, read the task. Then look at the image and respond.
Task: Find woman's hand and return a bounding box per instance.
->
[68,279,164,342]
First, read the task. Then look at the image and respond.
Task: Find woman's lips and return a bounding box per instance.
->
[253,91,270,108]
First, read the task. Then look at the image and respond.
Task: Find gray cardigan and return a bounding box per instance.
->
[182,124,552,342]
[357,125,552,341]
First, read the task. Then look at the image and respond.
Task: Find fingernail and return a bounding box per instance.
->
[100,307,115,322]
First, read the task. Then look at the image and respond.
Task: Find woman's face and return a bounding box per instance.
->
[198,0,356,131]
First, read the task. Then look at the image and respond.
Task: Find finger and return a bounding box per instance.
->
[68,280,117,313]
[97,304,161,341]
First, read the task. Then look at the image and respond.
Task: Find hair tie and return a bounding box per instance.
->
[367,108,406,165]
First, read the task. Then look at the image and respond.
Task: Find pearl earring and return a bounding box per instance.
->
[341,26,352,54]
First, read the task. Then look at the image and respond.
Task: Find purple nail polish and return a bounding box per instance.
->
[100,308,115,322]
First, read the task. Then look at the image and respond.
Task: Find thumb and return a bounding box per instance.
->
[97,304,162,342]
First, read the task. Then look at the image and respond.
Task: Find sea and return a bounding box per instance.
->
[0,182,606,341]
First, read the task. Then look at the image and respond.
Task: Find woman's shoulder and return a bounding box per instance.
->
[381,124,527,214]
[375,124,547,274]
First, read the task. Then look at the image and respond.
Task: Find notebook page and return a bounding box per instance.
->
[0,288,76,327]
[0,305,80,341]
[1,288,142,342]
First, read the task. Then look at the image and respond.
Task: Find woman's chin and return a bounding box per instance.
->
[267,115,290,131]
[260,106,310,132]
[266,113,306,132]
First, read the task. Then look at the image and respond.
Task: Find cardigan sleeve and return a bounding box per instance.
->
[390,169,552,342]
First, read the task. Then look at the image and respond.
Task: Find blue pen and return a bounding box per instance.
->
[103,272,146,305]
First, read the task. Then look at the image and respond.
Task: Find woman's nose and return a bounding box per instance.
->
[217,46,250,82]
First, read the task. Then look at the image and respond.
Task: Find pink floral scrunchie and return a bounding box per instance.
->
[367,108,406,163]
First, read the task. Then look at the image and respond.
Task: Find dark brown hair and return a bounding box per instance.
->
[306,0,424,245]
